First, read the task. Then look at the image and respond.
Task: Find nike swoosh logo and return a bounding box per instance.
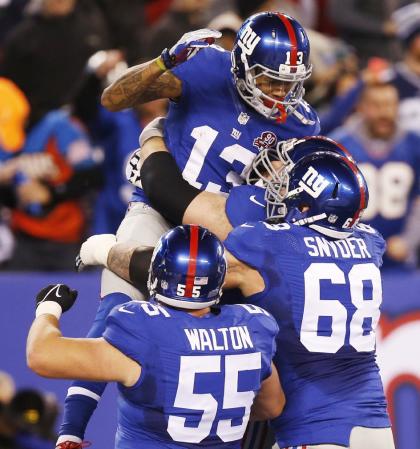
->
[39,284,62,304]
[249,195,265,208]
[118,305,135,314]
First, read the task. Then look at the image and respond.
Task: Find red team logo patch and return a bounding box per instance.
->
[253,131,278,151]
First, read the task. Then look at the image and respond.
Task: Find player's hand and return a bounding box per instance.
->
[36,284,78,314]
[77,234,117,270]
[160,29,222,69]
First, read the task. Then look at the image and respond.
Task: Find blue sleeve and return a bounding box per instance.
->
[254,313,278,380]
[59,293,131,440]
[320,79,364,134]
[356,224,386,267]
[103,302,149,363]
[224,222,268,270]
[236,304,278,380]
[171,46,229,102]
[226,185,266,227]
[371,230,386,267]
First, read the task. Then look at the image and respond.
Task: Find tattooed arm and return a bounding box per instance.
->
[101,58,182,112]
[101,29,220,111]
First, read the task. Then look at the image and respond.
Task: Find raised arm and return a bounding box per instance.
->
[101,29,220,111]
[27,285,140,387]
[101,60,181,111]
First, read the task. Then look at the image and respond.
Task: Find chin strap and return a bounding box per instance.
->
[275,104,288,123]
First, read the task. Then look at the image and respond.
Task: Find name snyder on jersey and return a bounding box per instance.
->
[184,326,253,351]
[304,235,371,259]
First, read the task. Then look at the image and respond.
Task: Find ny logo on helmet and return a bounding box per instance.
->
[299,166,329,198]
[238,25,261,56]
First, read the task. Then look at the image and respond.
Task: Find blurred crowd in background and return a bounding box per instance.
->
[0,370,59,449]
[0,0,419,273]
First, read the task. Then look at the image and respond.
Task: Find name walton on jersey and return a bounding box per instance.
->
[184,326,253,351]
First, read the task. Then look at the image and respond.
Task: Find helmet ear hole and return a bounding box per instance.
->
[299,203,310,213]
[332,182,339,199]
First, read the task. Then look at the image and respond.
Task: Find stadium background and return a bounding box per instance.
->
[0,0,419,448]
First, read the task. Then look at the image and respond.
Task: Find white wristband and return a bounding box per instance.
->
[95,239,117,268]
[79,234,117,268]
[36,302,62,320]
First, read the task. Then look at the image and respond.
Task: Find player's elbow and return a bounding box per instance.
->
[27,348,50,377]
[250,396,285,421]
[268,397,285,418]
[101,88,120,112]
[262,397,285,419]
[26,343,55,377]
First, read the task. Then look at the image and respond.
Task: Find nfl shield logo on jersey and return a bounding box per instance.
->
[237,112,250,125]
[253,131,278,151]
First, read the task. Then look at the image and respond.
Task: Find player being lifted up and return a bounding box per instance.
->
[27,225,284,449]
[80,148,395,449]
[57,12,320,448]
[101,11,320,300]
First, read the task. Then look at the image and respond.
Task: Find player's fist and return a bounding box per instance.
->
[160,29,222,69]
[36,284,78,314]
[78,234,117,270]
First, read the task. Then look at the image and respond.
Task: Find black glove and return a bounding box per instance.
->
[36,284,78,314]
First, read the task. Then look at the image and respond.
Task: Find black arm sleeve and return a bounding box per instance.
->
[140,152,201,225]
[129,248,154,297]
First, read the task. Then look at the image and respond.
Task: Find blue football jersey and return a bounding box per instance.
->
[224,221,390,447]
[225,184,266,227]
[330,128,420,243]
[132,46,319,204]
[103,299,278,449]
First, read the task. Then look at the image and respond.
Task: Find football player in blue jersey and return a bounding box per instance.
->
[57,13,320,446]
[80,148,395,449]
[99,11,319,301]
[27,225,284,449]
[330,82,420,268]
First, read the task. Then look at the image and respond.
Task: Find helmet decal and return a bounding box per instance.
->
[238,25,261,56]
[298,165,329,198]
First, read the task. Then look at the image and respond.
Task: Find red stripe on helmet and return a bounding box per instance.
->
[341,157,367,227]
[277,13,298,65]
[185,225,199,297]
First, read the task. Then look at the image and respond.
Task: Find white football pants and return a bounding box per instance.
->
[100,202,170,299]
[276,426,395,449]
